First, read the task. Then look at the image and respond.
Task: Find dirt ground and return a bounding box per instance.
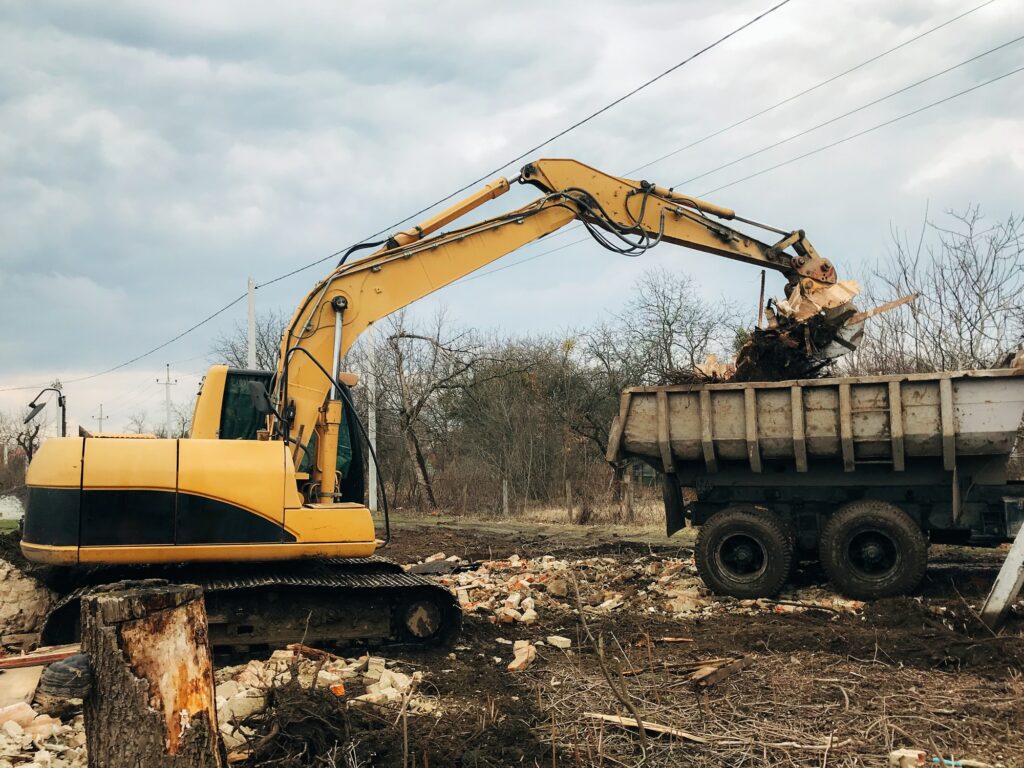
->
[2,516,1021,768]
[345,513,1024,768]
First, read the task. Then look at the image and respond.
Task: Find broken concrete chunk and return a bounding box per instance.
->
[0,702,36,729]
[215,680,240,701]
[218,692,266,724]
[424,552,447,563]
[519,609,538,624]
[2,719,24,738]
[546,579,570,598]
[496,608,522,624]
[546,636,572,650]
[596,596,624,612]
[507,641,536,672]
[363,656,387,683]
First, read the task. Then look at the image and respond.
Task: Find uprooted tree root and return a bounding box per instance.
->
[239,678,552,768]
[240,682,359,767]
[666,315,849,385]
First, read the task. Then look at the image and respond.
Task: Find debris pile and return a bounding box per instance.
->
[413,552,865,625]
[0,560,54,642]
[215,646,435,751]
[0,702,84,768]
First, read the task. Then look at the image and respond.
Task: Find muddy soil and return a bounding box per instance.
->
[4,517,1021,767]
[336,516,1024,767]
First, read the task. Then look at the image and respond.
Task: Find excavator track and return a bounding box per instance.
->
[39,557,461,651]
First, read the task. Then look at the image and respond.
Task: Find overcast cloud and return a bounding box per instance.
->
[1,0,1021,432]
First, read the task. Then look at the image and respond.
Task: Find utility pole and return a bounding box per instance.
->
[367,323,378,512]
[94,404,106,432]
[158,364,177,437]
[247,277,257,369]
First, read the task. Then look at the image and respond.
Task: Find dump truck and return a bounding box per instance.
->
[607,367,1024,599]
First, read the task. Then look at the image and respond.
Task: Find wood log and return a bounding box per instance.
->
[81,580,223,768]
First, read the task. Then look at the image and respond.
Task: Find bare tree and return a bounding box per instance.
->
[125,411,148,434]
[613,267,739,383]
[0,408,47,502]
[210,309,288,370]
[149,399,195,439]
[849,207,1023,374]
[383,310,504,510]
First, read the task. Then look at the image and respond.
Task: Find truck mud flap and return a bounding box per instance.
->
[663,472,687,537]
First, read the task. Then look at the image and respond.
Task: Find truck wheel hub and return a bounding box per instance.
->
[718,534,767,578]
[848,531,898,576]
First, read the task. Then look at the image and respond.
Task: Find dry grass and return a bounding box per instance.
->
[513,500,666,528]
[530,641,1023,767]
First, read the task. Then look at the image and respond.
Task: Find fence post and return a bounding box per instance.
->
[623,467,635,523]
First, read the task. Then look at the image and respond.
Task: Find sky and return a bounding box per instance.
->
[1,0,1022,434]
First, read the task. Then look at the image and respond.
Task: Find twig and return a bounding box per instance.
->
[572,574,648,752]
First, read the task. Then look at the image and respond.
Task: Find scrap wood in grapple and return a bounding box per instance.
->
[733,320,835,382]
[667,308,859,385]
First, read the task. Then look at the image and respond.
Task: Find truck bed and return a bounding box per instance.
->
[607,368,1024,476]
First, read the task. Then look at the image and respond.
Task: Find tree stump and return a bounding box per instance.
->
[81,580,222,768]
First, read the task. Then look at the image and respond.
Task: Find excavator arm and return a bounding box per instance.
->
[272,158,857,501]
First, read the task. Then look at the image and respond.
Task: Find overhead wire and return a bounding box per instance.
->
[672,34,1024,189]
[627,0,1001,175]
[2,0,791,394]
[696,64,1024,197]
[456,62,1024,287]
[0,293,246,392]
[9,0,1011,394]
[445,1,1011,278]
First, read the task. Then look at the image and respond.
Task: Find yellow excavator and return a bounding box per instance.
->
[22,159,859,648]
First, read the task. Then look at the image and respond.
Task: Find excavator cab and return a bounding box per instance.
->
[191,365,273,440]
[190,365,363,504]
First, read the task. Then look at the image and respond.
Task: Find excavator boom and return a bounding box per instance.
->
[275,158,857,500]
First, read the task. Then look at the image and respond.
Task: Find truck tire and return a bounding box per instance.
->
[819,500,927,599]
[695,507,793,598]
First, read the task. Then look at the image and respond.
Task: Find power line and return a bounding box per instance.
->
[1,1,789,393]
[455,64,1024,287]
[696,64,1024,197]
[0,293,246,393]
[673,34,1024,188]
[456,236,593,284]
[438,4,1008,280]
[627,0,1001,176]
[257,0,793,288]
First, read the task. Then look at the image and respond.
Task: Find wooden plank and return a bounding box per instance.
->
[980,521,1024,630]
[845,292,918,325]
[839,383,855,472]
[656,389,674,474]
[888,380,905,471]
[791,386,807,473]
[583,712,707,743]
[744,388,761,473]
[0,643,81,671]
[939,377,956,472]
[0,666,44,708]
[690,656,753,688]
[699,389,717,474]
[605,391,632,463]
